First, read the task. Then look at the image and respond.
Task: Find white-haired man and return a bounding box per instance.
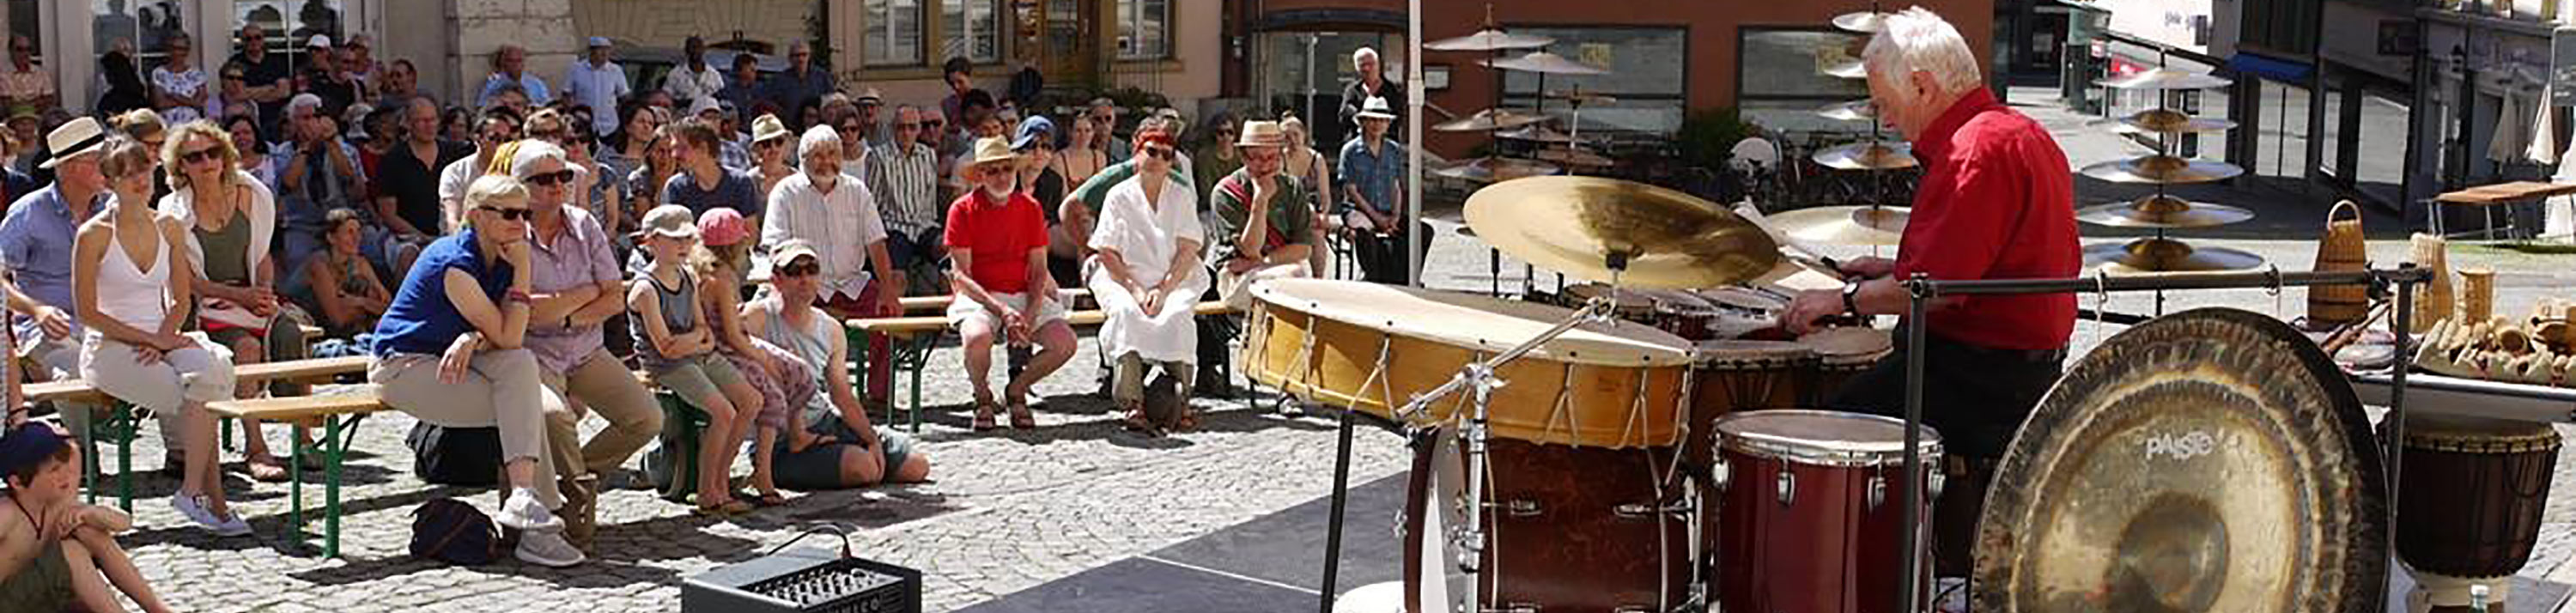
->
[1778,6,2078,579]
[1337,47,1405,130]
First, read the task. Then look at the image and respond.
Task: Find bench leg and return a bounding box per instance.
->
[78,421,99,506]
[114,404,132,513]
[324,414,344,559]
[289,425,306,548]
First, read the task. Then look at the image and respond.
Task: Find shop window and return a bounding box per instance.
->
[1116,0,1170,60]
[1498,26,1689,135]
[943,0,1002,64]
[866,0,926,67]
[94,0,189,58]
[231,1,343,72]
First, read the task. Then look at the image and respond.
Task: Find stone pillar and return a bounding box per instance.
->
[452,0,580,106]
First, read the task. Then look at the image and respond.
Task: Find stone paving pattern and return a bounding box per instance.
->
[51,86,2576,612]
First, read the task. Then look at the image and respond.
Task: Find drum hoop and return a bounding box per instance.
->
[1252,278,1694,367]
[2401,434,2563,454]
[1712,410,1944,465]
[1818,349,1894,367]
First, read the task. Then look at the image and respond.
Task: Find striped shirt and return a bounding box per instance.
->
[869,141,943,236]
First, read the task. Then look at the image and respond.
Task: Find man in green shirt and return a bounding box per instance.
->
[1206,120,1313,310]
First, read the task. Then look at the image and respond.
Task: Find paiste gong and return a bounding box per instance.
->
[1974,308,2388,613]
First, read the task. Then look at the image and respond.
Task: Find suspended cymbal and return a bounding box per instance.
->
[1432,156,1561,183]
[2075,196,2257,228]
[1813,141,1918,171]
[1425,28,1557,52]
[2105,108,2238,135]
[1464,176,1779,288]
[2080,155,2245,184]
[1497,125,1583,144]
[1483,52,1610,76]
[1822,59,1868,79]
[1817,100,1878,122]
[2085,238,2268,274]
[1546,89,1620,105]
[1769,205,1911,246]
[1832,11,1893,33]
[1536,146,1614,167]
[2096,68,2233,90]
[1433,108,1552,132]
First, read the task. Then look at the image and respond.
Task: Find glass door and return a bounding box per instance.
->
[1038,0,1094,88]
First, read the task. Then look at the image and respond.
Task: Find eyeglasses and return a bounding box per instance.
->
[179,147,223,165]
[477,206,534,221]
[222,73,245,81]
[924,120,945,128]
[1142,145,1176,160]
[522,169,578,186]
[776,262,820,277]
[754,139,786,150]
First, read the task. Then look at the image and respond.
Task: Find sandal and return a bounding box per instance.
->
[1007,398,1036,429]
[246,453,290,483]
[751,491,790,507]
[1172,409,1200,433]
[1120,404,1160,436]
[694,498,754,516]
[972,400,1000,432]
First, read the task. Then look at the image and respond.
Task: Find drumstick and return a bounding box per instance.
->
[2318,300,2392,356]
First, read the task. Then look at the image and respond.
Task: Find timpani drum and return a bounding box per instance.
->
[2390,414,2561,611]
[1800,327,1893,405]
[1712,410,1942,613]
[1559,282,1661,327]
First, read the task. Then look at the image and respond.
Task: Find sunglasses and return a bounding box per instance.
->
[755,139,786,149]
[179,147,223,165]
[924,120,945,127]
[523,169,578,186]
[776,262,820,277]
[478,206,534,221]
[1143,145,1176,161]
[222,74,245,81]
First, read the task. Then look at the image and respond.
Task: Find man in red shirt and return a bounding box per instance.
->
[1781,7,2079,576]
[946,137,1074,431]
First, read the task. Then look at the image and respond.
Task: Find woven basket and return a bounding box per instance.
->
[2307,201,2369,326]
[2409,234,2453,333]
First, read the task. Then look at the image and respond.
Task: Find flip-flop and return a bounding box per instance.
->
[1121,406,1160,436]
[972,400,1000,431]
[246,454,290,483]
[1172,409,1200,433]
[1008,398,1036,429]
[751,492,790,507]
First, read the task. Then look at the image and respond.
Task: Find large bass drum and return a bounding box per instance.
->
[1974,308,2388,613]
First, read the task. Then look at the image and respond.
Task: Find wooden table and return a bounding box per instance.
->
[2431,181,2576,240]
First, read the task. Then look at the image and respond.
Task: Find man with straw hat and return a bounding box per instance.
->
[944,137,1074,431]
[2,118,112,441]
[1339,96,1421,284]
[1206,119,1312,308]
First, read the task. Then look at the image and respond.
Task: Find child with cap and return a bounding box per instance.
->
[0,423,175,612]
[626,204,763,516]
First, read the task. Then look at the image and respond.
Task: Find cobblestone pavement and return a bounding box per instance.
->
[65,87,2576,612]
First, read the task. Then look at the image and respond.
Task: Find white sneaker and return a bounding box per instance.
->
[172,493,252,537]
[513,531,586,567]
[495,488,563,532]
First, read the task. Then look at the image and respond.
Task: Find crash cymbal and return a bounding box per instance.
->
[2096,67,2233,90]
[2080,155,2245,184]
[2105,108,2238,135]
[2085,238,2268,273]
[1769,205,1911,246]
[1975,308,2386,613]
[1464,176,1779,288]
[2075,195,2257,228]
[1822,58,1868,79]
[1425,28,1557,52]
[1432,156,1561,183]
[1535,146,1614,167]
[1433,108,1552,132]
[1497,125,1581,144]
[1546,89,1620,105]
[1817,100,1878,122]
[1813,141,1917,171]
[1483,52,1610,76]
[1832,11,1893,33]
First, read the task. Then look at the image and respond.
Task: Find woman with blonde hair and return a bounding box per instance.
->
[690,209,812,506]
[155,120,312,483]
[72,136,244,535]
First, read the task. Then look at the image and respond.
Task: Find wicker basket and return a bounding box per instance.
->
[2459,267,2497,324]
[2409,234,2453,333]
[2307,201,2369,326]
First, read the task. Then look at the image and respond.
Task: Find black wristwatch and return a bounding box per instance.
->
[1841,282,1862,318]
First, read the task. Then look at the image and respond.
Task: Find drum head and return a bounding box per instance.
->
[1801,327,1893,363]
[1700,287,1789,313]
[1254,278,1693,367]
[1712,409,1941,464]
[1974,308,2387,613]
[1692,339,1815,364]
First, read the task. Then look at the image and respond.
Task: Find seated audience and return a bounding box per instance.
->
[762,125,905,401]
[692,209,811,507]
[660,118,763,230]
[946,137,1074,431]
[868,105,945,294]
[627,205,763,517]
[301,208,390,338]
[3,119,109,446]
[1087,125,1210,433]
[156,120,313,483]
[743,240,931,489]
[368,175,584,567]
[1208,120,1314,308]
[0,423,176,613]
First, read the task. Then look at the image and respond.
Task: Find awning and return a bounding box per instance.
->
[2227,52,2316,82]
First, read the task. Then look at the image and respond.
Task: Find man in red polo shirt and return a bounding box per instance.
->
[946,137,1075,431]
[1781,7,2078,577]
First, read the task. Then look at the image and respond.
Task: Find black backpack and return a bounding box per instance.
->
[409,498,498,565]
[407,422,502,487]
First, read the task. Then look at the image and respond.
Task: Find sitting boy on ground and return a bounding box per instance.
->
[0,422,176,612]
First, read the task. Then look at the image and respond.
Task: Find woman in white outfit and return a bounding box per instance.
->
[1085,125,1209,433]
[72,136,246,536]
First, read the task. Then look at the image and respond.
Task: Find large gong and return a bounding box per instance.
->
[1974,308,2388,612]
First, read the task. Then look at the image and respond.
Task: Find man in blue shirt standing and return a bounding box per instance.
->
[562,37,630,137]
[477,45,553,108]
[765,40,834,129]
[1336,97,1421,284]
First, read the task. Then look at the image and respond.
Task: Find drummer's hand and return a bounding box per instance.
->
[1837,257,1898,279]
[1783,289,1844,336]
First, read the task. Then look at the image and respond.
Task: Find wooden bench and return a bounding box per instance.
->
[34,356,372,513]
[896,288,1093,314]
[846,300,1240,432]
[206,386,384,558]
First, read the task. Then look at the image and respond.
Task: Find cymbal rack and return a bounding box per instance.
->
[1814,0,1914,254]
[2080,50,2261,281]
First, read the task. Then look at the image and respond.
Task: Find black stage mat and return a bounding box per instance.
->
[957,472,1409,613]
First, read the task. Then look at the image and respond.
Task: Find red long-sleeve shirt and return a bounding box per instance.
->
[1894,88,2081,350]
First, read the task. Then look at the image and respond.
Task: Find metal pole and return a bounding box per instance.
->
[1318,404,1354,613]
[2382,264,2416,610]
[1899,274,1930,613]
[1406,0,1425,288]
[1305,34,1318,130]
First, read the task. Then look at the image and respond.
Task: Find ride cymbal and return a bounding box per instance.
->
[2084,238,2267,273]
[1976,308,2387,613]
[1546,89,1620,105]
[1434,108,1552,132]
[1832,11,1893,33]
[1536,147,1614,167]
[2096,67,2233,90]
[2080,155,2245,185]
[1814,142,1918,171]
[1769,205,1910,246]
[1425,28,1556,52]
[2075,196,2257,229]
[1432,156,1561,183]
[1817,100,1878,122]
[1464,176,1778,288]
[2105,108,2238,135]
[1497,125,1581,144]
[1483,52,1610,76]
[1823,59,1868,79]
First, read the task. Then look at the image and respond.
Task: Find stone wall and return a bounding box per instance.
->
[571,0,815,53]
[452,0,580,103]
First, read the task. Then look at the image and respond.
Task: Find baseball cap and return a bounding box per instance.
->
[1011,116,1054,151]
[697,208,750,247]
